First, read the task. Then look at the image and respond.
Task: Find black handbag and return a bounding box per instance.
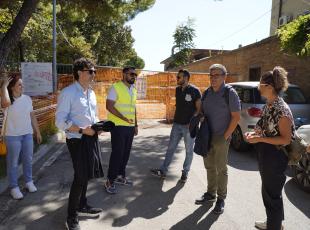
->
[91,120,115,133]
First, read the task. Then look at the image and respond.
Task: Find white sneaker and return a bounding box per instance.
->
[255,220,267,229]
[10,187,24,200]
[255,220,284,230]
[25,181,37,193]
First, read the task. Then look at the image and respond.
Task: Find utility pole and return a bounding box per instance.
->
[52,0,57,92]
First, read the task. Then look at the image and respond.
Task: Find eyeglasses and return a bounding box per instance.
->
[259,83,269,87]
[81,69,96,75]
[127,72,137,77]
[210,73,224,78]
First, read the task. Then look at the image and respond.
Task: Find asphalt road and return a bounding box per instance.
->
[0,123,309,230]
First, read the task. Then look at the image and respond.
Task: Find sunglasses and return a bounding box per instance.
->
[81,69,96,75]
[259,83,269,87]
[127,73,137,77]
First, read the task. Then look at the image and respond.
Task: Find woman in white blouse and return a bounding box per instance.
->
[3,74,42,200]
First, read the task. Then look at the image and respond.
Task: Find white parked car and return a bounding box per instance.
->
[229,82,310,151]
[293,125,310,192]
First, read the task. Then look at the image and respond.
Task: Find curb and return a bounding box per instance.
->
[0,131,66,195]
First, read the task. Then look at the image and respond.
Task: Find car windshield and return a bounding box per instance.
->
[253,87,307,104]
[281,87,307,104]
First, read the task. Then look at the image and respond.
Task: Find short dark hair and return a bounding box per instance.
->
[7,74,21,104]
[73,58,95,80]
[178,69,190,79]
[123,66,136,74]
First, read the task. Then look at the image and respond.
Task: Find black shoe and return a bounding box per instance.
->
[213,198,225,214]
[114,175,133,186]
[195,192,216,204]
[150,168,166,179]
[66,217,80,230]
[78,204,103,215]
[179,172,187,183]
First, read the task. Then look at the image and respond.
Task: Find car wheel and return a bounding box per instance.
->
[293,153,310,193]
[231,126,249,151]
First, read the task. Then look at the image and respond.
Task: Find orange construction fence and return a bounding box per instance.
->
[58,66,237,121]
[2,67,237,132]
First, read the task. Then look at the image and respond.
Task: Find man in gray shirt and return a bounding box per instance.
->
[195,64,241,215]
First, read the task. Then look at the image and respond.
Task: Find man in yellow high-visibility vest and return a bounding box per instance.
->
[105,67,138,194]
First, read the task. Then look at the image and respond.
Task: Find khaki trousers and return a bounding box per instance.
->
[203,135,230,200]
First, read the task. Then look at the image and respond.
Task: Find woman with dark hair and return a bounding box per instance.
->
[245,66,293,230]
[3,75,42,200]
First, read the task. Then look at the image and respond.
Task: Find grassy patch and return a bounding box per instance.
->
[34,119,58,152]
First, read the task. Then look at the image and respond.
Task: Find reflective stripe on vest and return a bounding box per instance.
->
[107,81,137,126]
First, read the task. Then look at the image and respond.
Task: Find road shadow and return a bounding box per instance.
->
[228,147,259,171]
[0,144,72,228]
[99,133,175,170]
[24,205,68,230]
[112,180,184,227]
[96,129,188,226]
[95,128,188,224]
[284,178,310,218]
[170,203,217,230]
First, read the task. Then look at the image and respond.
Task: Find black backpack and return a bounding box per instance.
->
[201,84,231,107]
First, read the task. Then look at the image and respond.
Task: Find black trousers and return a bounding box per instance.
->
[66,138,88,219]
[255,143,288,230]
[107,126,135,182]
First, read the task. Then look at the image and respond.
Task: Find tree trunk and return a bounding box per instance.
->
[0,0,40,71]
[18,41,25,62]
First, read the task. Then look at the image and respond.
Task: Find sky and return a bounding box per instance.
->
[126,0,272,71]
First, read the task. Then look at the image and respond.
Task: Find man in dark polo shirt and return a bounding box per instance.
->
[195,64,241,215]
[150,69,201,183]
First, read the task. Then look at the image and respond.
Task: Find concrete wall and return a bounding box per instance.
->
[184,36,310,99]
[270,0,310,35]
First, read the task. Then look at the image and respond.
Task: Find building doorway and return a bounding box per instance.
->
[249,67,261,81]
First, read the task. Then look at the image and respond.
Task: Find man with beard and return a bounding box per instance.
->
[150,69,201,183]
[104,67,138,194]
[56,58,103,230]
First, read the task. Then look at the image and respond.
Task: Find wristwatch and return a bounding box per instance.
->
[78,128,83,134]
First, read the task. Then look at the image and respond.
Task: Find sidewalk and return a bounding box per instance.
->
[0,121,309,230]
[0,132,66,195]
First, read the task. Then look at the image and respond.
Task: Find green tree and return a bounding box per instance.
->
[169,17,196,69]
[124,52,145,69]
[0,0,155,70]
[0,0,40,71]
[277,14,310,57]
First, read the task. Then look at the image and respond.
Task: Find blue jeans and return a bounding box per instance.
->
[160,123,194,174]
[5,134,34,189]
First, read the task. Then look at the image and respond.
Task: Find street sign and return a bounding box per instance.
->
[21,62,53,96]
